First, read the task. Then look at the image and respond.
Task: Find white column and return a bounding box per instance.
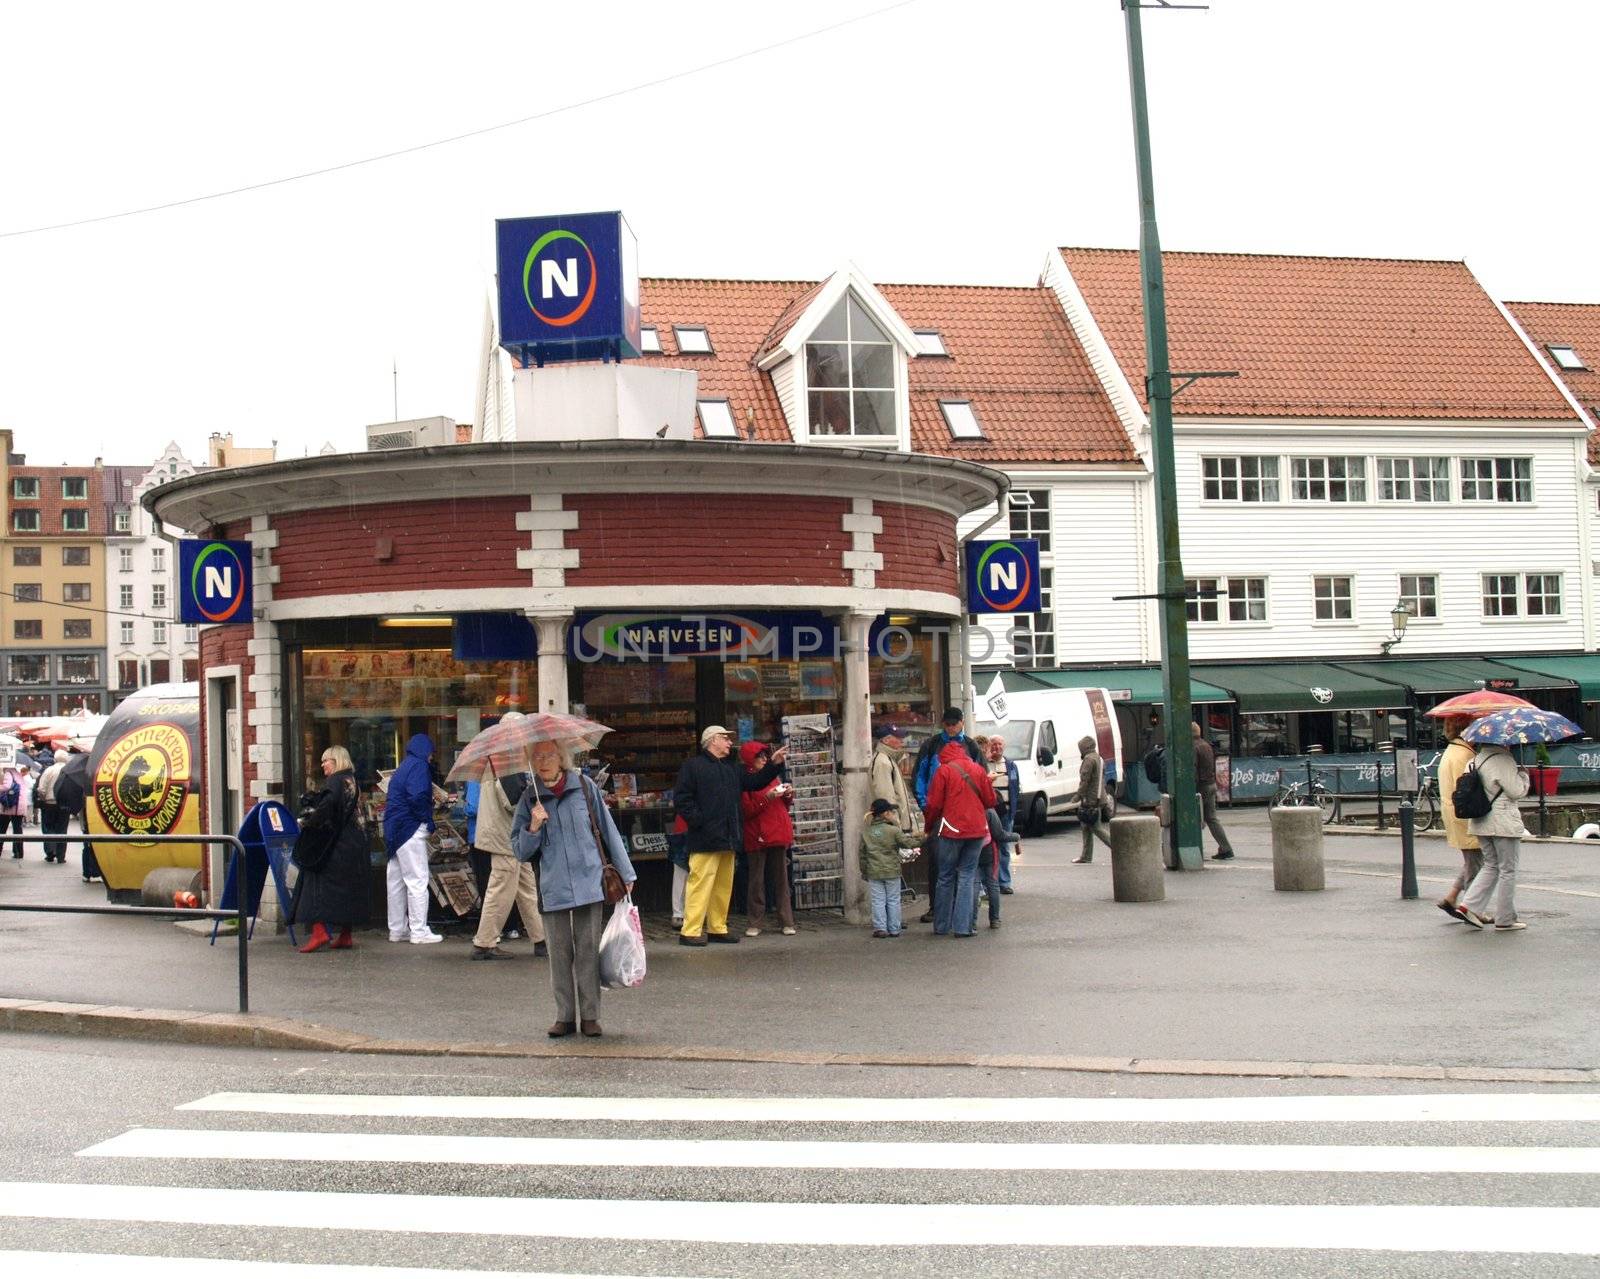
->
[837,610,874,926]
[529,614,571,716]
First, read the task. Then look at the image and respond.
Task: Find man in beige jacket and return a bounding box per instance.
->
[471,718,546,960]
[1434,716,1481,919]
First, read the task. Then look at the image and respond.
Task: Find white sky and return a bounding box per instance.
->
[3,0,1596,465]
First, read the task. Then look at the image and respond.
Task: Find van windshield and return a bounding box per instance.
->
[974,720,1034,761]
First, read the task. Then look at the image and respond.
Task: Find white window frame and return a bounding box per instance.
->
[1377,457,1451,503]
[1292,456,1368,503]
[696,399,739,439]
[914,330,948,357]
[1398,573,1439,621]
[118,584,134,610]
[118,547,134,572]
[119,621,135,646]
[1481,573,1521,618]
[113,510,131,532]
[1524,572,1563,618]
[673,325,712,354]
[1008,489,1052,554]
[1460,457,1533,503]
[1548,344,1585,371]
[182,624,199,644]
[151,546,167,573]
[1201,456,1280,503]
[152,621,168,645]
[1312,574,1355,622]
[639,326,662,354]
[1010,565,1055,668]
[1186,575,1268,625]
[939,400,983,440]
[152,584,168,610]
[800,292,905,449]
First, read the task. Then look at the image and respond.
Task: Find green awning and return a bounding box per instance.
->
[1495,654,1600,700]
[984,669,1060,694]
[1023,666,1234,705]
[1192,662,1410,714]
[1334,657,1574,697]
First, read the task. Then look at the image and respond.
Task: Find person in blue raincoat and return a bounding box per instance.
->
[383,733,440,944]
[513,740,635,1039]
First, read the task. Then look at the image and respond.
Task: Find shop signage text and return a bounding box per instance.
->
[178,539,253,625]
[964,539,1042,614]
[495,211,642,365]
[571,612,839,661]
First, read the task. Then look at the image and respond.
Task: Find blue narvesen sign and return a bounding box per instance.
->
[964,539,1042,614]
[495,210,642,364]
[178,539,253,626]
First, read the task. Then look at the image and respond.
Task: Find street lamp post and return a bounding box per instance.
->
[1381,601,1412,655]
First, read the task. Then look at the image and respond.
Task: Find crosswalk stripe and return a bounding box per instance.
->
[0,1256,689,1279]
[1,1183,1596,1253]
[178,1091,1600,1124]
[78,1128,1600,1175]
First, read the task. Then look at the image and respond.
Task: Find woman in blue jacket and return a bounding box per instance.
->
[513,740,635,1039]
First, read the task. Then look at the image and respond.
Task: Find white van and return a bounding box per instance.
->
[972,674,1124,835]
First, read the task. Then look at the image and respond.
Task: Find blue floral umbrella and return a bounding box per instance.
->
[1460,707,1583,746]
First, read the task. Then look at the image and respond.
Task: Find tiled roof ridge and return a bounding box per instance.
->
[1059,244,1471,268]
[1504,299,1600,309]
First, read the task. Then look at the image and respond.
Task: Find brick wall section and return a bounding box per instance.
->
[271,497,528,598]
[565,494,853,587]
[874,501,960,595]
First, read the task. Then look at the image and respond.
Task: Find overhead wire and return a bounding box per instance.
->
[0,0,923,240]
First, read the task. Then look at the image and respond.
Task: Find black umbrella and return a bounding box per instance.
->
[55,751,91,813]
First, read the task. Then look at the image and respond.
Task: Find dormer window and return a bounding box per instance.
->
[806,295,895,437]
[674,326,712,354]
[640,326,662,354]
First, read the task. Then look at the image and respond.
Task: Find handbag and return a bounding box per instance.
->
[579,777,628,905]
[291,780,352,871]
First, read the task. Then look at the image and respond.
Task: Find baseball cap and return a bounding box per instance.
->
[870,798,897,815]
[700,725,734,747]
[872,723,903,740]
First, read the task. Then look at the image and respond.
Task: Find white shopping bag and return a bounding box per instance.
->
[598,892,646,989]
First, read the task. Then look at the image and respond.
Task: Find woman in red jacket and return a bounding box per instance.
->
[922,739,997,937]
[740,740,797,937]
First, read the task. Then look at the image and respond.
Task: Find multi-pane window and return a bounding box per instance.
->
[11,477,38,499]
[1008,490,1052,553]
[12,620,41,639]
[1292,456,1367,502]
[61,477,88,500]
[151,584,167,610]
[64,583,91,603]
[1460,457,1532,502]
[152,622,168,645]
[805,294,896,438]
[7,656,48,685]
[1377,457,1450,502]
[13,584,41,602]
[62,547,90,566]
[119,621,134,645]
[1011,566,1055,668]
[1398,574,1439,620]
[1186,576,1267,624]
[1313,576,1354,620]
[1202,456,1279,502]
[62,510,88,531]
[1481,574,1520,617]
[1526,574,1563,616]
[183,625,198,643]
[63,619,91,639]
[119,585,134,610]
[150,546,166,573]
[113,510,131,532]
[12,511,39,532]
[118,547,133,571]
[12,546,40,566]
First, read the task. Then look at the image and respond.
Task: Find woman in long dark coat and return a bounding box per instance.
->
[292,745,371,952]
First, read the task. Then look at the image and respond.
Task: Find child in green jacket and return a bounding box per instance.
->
[860,798,923,937]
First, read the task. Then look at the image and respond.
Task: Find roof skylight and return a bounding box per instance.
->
[939,400,983,440]
[915,330,948,357]
[675,326,712,354]
[697,399,739,439]
[639,326,662,354]
[1548,344,1586,371]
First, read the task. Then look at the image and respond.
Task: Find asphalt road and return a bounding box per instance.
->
[1,1033,1596,1277]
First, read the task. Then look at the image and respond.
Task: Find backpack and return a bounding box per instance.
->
[1450,762,1498,821]
[1142,745,1167,785]
[0,777,17,810]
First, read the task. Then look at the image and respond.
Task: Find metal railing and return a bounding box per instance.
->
[0,832,250,1013]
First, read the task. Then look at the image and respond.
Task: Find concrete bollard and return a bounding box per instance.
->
[1109,814,1165,902]
[1270,806,1325,891]
[140,867,202,907]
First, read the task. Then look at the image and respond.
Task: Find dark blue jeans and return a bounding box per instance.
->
[971,842,1001,929]
[934,836,983,935]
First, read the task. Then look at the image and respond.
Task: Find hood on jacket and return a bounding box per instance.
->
[405,733,434,760]
[739,739,771,768]
[939,740,970,765]
[1078,735,1096,754]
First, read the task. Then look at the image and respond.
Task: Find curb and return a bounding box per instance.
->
[2,996,1595,1085]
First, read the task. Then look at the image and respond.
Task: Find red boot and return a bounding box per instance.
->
[298,923,331,953]
[330,927,354,950]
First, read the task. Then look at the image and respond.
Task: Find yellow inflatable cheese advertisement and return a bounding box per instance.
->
[87,682,202,895]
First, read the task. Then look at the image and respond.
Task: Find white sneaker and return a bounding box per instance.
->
[409,931,444,945]
[388,933,407,943]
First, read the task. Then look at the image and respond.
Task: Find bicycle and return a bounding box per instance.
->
[1411,753,1442,832]
[1271,775,1339,825]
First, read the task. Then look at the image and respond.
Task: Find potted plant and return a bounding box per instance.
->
[1528,742,1562,797]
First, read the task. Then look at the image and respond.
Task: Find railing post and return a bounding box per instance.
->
[1399,797,1418,899]
[228,836,250,1014]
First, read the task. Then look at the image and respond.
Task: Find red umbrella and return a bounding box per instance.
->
[1424,689,1535,719]
[445,712,613,783]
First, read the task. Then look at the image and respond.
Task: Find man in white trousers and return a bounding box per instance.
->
[382,732,442,943]
[469,715,546,960]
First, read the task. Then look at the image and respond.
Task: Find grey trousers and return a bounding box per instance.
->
[544,902,604,1023]
[1461,836,1520,925]
[1080,819,1112,859]
[1200,784,1233,855]
[1447,847,1484,899]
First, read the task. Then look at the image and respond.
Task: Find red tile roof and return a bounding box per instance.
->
[636,278,1137,466]
[1060,248,1578,422]
[1504,301,1600,461]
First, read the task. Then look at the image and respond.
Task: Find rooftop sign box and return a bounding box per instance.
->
[495,211,642,366]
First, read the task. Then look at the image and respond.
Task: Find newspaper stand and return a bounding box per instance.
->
[427,814,480,919]
[210,799,301,946]
[783,713,844,910]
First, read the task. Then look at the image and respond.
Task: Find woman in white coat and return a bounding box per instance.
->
[1457,744,1530,931]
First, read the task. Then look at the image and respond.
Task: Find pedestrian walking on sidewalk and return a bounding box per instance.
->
[672,726,783,947]
[0,763,31,859]
[291,746,371,952]
[512,741,636,1038]
[1193,722,1235,860]
[36,750,69,863]
[740,740,796,938]
[468,715,547,962]
[383,733,441,944]
[922,739,996,937]
[984,735,1019,893]
[1072,735,1113,864]
[1456,743,1531,931]
[1433,716,1482,920]
[859,798,922,937]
